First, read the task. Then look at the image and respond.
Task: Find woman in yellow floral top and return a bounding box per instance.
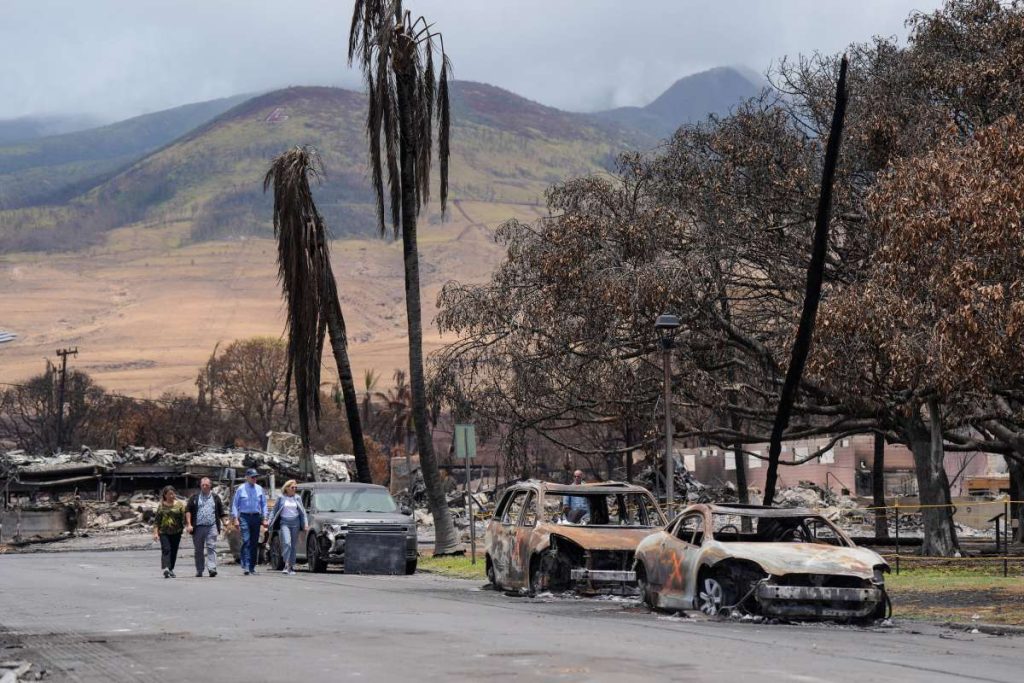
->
[153,485,186,578]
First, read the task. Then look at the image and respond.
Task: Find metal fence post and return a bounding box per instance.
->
[894,498,900,559]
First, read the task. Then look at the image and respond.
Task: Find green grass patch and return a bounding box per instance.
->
[417,554,488,581]
[887,566,1024,625]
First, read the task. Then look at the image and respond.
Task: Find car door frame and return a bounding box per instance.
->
[508,491,538,589]
[489,488,530,586]
[656,511,706,610]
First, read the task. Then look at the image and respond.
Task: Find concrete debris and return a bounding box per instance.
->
[0,660,38,683]
[1,444,352,544]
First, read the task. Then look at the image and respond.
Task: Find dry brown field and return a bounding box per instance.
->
[0,200,536,395]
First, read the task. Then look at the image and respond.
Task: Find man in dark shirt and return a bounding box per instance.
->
[186,477,225,577]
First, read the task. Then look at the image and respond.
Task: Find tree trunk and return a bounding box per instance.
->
[905,404,958,556]
[872,432,889,539]
[733,444,749,504]
[623,422,635,483]
[395,65,461,555]
[763,56,849,505]
[1006,454,1024,544]
[323,271,372,483]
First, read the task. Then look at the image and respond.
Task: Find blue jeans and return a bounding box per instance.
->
[239,513,263,572]
[280,517,301,569]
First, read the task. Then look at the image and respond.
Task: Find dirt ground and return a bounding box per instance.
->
[0,200,538,395]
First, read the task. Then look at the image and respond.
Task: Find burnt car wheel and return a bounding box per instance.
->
[485,556,501,590]
[530,550,571,595]
[636,563,655,609]
[306,535,327,573]
[697,571,736,616]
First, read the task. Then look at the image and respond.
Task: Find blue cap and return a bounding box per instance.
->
[245,468,258,478]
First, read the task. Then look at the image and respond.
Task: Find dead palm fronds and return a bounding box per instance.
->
[264,146,372,483]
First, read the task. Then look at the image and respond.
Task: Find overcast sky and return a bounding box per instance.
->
[1,0,943,122]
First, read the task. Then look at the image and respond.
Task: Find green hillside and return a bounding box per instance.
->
[0,83,647,252]
[0,94,252,210]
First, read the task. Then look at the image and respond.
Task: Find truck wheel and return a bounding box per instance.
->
[405,559,418,575]
[307,535,327,573]
[268,534,285,571]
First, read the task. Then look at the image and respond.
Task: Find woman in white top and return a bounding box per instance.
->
[269,480,308,574]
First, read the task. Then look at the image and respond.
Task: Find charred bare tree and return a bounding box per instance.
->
[872,432,889,539]
[762,56,849,505]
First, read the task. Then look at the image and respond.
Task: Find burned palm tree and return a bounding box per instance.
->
[348,0,460,553]
[264,146,373,483]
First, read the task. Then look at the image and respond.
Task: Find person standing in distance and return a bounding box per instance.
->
[153,485,186,578]
[231,469,268,575]
[562,470,589,523]
[186,477,226,577]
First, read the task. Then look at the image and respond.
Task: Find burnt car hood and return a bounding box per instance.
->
[541,524,654,551]
[706,541,886,579]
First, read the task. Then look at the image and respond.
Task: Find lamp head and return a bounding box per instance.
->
[654,314,680,332]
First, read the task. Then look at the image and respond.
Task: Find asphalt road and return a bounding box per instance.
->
[0,548,1021,683]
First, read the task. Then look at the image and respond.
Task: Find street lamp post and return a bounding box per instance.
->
[655,314,680,513]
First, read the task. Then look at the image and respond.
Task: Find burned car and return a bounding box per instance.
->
[633,504,890,621]
[485,480,666,593]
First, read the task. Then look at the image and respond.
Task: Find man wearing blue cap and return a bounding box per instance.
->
[231,469,268,575]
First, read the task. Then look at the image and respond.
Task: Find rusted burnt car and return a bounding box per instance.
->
[485,480,666,593]
[633,504,891,621]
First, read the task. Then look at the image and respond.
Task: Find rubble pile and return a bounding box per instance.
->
[0,660,40,682]
[635,463,716,503]
[1,443,353,542]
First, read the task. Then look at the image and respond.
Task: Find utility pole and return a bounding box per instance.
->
[54,347,78,453]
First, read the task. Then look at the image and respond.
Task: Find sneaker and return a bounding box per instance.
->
[209,570,217,578]
[243,570,250,576]
[163,569,170,579]
[169,570,176,578]
[196,572,203,578]
[281,568,289,574]
[249,568,258,575]
[287,569,296,576]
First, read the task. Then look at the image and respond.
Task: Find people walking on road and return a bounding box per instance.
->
[153,485,186,578]
[231,468,268,575]
[268,480,308,575]
[186,477,226,578]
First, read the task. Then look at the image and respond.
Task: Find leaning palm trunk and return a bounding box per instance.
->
[323,263,374,483]
[265,146,372,483]
[349,0,461,554]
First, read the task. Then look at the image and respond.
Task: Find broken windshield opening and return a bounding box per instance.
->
[710,512,848,546]
[543,492,665,527]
